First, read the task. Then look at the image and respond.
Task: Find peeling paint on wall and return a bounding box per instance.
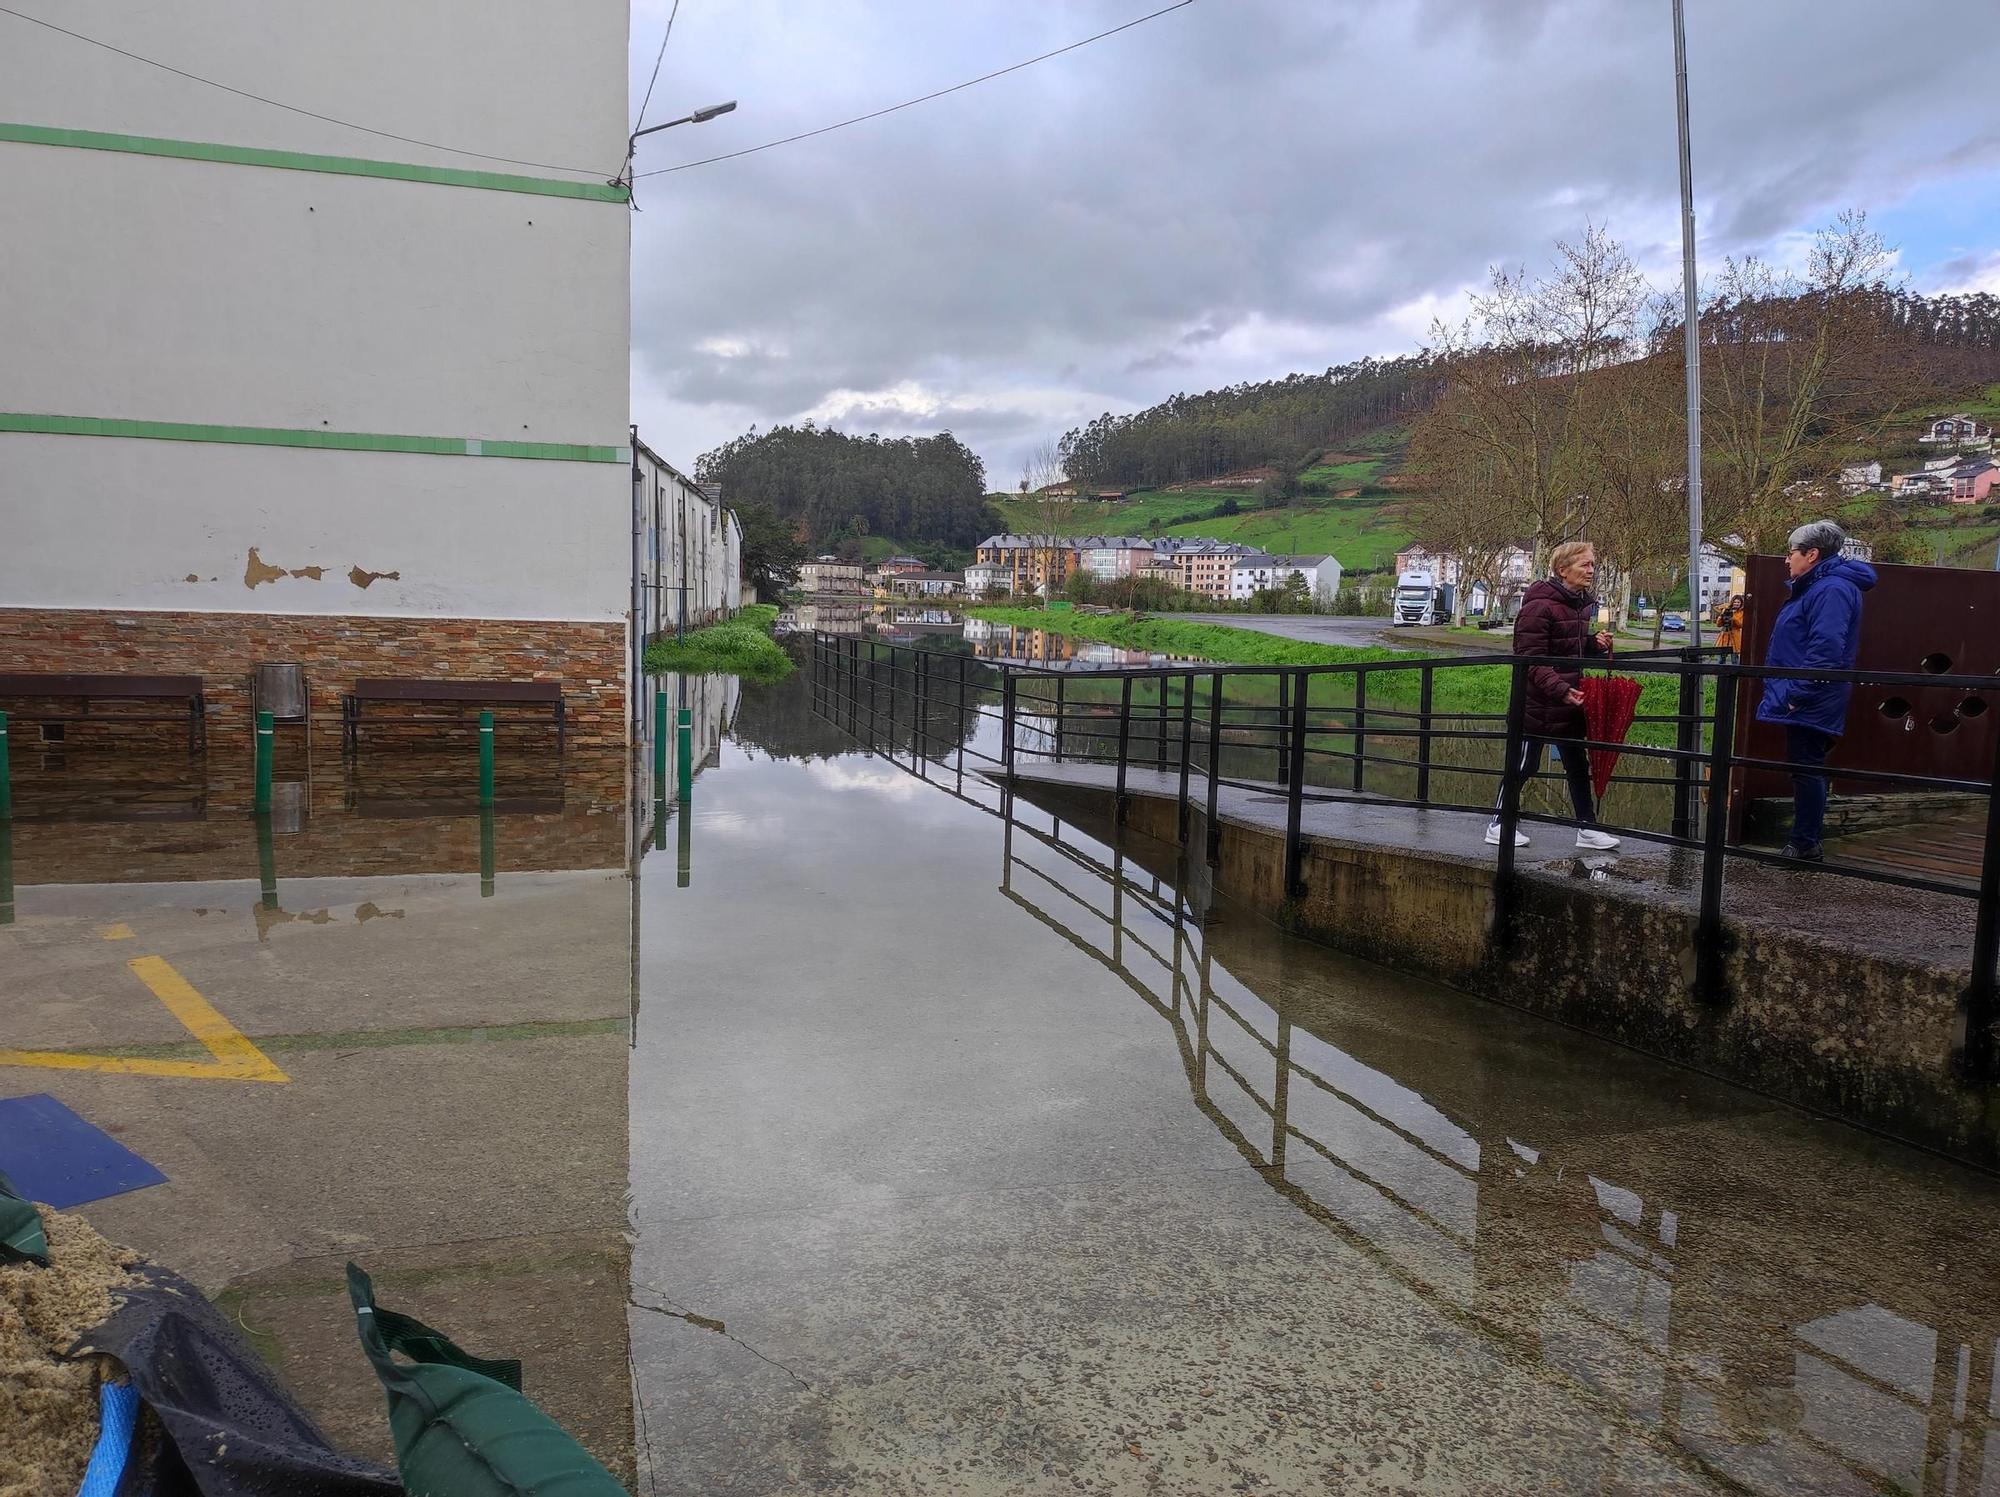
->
[349,565,402,589]
[244,547,286,588]
[184,573,200,583]
[288,565,326,580]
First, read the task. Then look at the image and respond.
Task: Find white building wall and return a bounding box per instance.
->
[0,0,631,626]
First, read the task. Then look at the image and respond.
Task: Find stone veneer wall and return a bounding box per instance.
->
[0,608,627,751]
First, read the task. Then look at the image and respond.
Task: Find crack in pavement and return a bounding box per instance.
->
[630,1288,817,1394]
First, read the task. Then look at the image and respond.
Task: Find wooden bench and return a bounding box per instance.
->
[341,679,565,756]
[0,672,207,754]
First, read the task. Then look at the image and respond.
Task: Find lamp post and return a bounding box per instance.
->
[623,99,737,188]
[1672,0,1703,652]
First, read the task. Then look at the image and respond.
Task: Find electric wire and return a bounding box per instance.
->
[0,3,608,177]
[632,0,1197,178]
[633,0,685,135]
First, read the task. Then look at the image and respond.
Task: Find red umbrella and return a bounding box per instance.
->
[1579,674,1644,800]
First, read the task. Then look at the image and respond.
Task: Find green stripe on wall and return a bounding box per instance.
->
[0,122,628,203]
[0,412,627,464]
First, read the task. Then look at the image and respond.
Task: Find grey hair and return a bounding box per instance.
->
[1787,519,1846,560]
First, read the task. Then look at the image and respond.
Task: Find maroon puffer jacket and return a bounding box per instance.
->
[1511,577,1607,738]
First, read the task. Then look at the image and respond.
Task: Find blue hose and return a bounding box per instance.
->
[75,1379,139,1497]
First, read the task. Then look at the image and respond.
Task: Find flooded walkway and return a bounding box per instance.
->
[633,664,2000,1496]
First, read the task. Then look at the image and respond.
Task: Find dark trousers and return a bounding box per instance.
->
[1493,737,1596,826]
[1785,725,1836,849]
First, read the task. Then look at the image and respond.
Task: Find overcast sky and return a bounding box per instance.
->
[627,0,2000,488]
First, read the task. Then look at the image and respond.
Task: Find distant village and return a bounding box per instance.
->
[796,535,1343,608]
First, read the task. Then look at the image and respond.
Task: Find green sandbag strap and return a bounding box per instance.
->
[0,1169,49,1267]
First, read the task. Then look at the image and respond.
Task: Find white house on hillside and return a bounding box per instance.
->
[1228,554,1279,601]
[1272,555,1342,609]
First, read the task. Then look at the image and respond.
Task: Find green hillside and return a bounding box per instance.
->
[1160,496,1410,571]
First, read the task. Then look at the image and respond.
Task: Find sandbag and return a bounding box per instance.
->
[0,1168,49,1266]
[73,1263,402,1497]
[347,1262,627,1496]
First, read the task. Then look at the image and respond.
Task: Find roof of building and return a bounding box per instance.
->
[895,570,964,583]
[1272,554,1332,567]
[1231,553,1279,568]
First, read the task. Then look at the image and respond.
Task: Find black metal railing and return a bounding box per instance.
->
[813,632,2000,1077]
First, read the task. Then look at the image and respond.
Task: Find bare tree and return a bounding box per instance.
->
[1406,394,1520,626]
[1425,225,1648,569]
[1699,211,1926,558]
[1019,440,1077,596]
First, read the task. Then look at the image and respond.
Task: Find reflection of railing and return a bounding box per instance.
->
[994,802,2000,1497]
[975,646,1999,1065]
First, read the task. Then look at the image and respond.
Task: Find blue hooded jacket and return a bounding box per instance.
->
[1755,554,1877,736]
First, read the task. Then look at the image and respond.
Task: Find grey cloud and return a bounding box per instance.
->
[628,0,2000,480]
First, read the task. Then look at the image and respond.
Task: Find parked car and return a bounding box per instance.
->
[1661,612,1688,632]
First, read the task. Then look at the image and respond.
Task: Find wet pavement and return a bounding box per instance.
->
[631,661,2000,1495]
[0,731,669,1483]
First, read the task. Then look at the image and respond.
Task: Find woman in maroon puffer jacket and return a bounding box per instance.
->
[1487,540,1621,851]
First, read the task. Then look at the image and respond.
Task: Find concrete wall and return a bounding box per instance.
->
[0,1,632,650]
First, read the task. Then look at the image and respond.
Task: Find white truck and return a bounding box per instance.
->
[1391,570,1454,626]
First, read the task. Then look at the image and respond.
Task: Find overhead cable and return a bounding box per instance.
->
[633,0,686,136]
[633,0,1198,179]
[0,4,607,177]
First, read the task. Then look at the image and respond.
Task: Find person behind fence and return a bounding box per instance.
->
[1755,519,1876,863]
[1487,540,1621,851]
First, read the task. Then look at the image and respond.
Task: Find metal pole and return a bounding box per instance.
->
[1177,669,1195,845]
[254,710,275,815]
[677,706,693,803]
[1276,672,1290,786]
[1493,663,1529,949]
[677,802,693,889]
[1694,668,1739,1004]
[1115,675,1133,825]
[1155,676,1168,773]
[1283,668,1309,897]
[885,642,899,760]
[480,804,497,898]
[0,711,10,821]
[478,710,495,807]
[1958,721,2000,1079]
[1671,651,1698,841]
[1415,667,1434,805]
[1673,0,1705,652]
[1002,670,1018,783]
[654,690,668,799]
[0,822,12,925]
[257,809,278,911]
[1052,674,1065,765]
[1205,670,1224,866]
[1352,671,1367,793]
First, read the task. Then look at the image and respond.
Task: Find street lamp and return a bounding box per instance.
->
[1671,1,1703,653]
[631,99,737,146]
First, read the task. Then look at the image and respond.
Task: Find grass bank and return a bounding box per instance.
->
[644,603,791,681]
[966,605,1700,746]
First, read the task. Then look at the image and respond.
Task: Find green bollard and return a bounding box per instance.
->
[654,691,668,801]
[0,821,13,926]
[480,804,496,898]
[478,710,495,807]
[0,710,11,822]
[677,802,692,889]
[676,707,693,804]
[256,812,278,911]
[253,710,274,816]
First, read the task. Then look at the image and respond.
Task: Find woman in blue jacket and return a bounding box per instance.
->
[1755,520,1877,862]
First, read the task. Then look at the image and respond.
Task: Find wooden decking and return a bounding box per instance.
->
[1829,805,1989,890]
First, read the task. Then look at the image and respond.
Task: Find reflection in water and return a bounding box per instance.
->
[809,668,2000,1497]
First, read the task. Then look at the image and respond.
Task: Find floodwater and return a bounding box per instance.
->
[632,653,2000,1496]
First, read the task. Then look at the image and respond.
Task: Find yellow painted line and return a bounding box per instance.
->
[100,922,135,940]
[0,953,289,1083]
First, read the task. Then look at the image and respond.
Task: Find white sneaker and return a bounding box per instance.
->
[1485,823,1528,847]
[1575,828,1621,851]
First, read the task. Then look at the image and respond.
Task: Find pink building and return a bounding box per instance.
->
[1949,461,1999,504]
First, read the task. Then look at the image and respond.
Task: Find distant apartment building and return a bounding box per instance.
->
[888,571,964,598]
[1079,537,1157,581]
[799,557,867,595]
[963,562,1012,599]
[975,534,1078,595]
[1840,461,1884,494]
[880,556,928,576]
[1228,555,1280,601]
[1273,555,1343,607]
[1160,540,1252,599]
[0,5,634,748]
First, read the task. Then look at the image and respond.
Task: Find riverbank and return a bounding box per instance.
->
[644,603,790,680]
[966,604,1694,746]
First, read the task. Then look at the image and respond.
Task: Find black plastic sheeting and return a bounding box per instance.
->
[71,1263,403,1497]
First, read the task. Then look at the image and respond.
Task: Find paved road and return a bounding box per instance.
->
[1174,613,1401,647]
